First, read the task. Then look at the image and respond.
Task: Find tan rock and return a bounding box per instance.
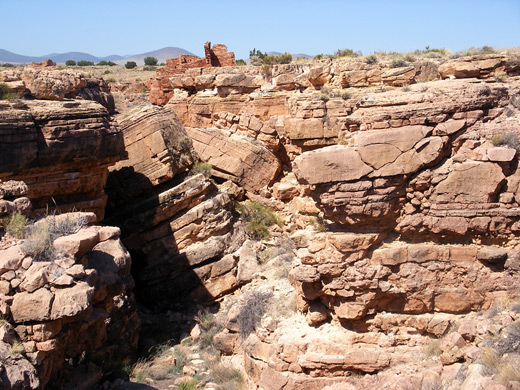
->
[0,246,24,276]
[439,60,480,79]
[294,146,372,185]
[50,282,94,320]
[11,288,54,322]
[186,127,280,192]
[53,227,100,260]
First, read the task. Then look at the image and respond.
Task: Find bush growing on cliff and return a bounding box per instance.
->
[22,213,88,261]
[125,61,137,69]
[491,132,520,151]
[235,201,282,240]
[3,212,27,238]
[193,160,212,177]
[0,83,14,100]
[237,289,273,337]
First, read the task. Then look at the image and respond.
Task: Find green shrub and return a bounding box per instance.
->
[235,201,282,240]
[65,60,76,66]
[3,212,27,238]
[365,54,378,64]
[341,90,352,100]
[105,78,116,83]
[103,69,111,74]
[178,379,198,390]
[167,347,186,375]
[336,48,358,57]
[98,60,116,66]
[320,92,330,102]
[313,54,324,60]
[125,61,137,69]
[391,59,407,68]
[210,363,244,390]
[494,72,507,82]
[0,83,13,100]
[1,63,15,68]
[142,65,156,71]
[491,132,520,151]
[144,56,158,66]
[10,340,25,355]
[77,60,94,66]
[193,160,212,177]
[236,59,246,66]
[22,214,88,261]
[238,290,273,337]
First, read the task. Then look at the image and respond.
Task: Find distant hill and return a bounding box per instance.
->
[115,47,196,66]
[267,51,313,59]
[0,47,195,65]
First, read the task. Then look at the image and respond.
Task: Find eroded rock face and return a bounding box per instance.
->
[105,105,246,310]
[186,127,281,192]
[0,99,125,220]
[0,214,139,388]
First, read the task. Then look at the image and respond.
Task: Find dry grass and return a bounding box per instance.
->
[209,363,245,390]
[10,340,25,355]
[423,338,442,357]
[66,64,158,83]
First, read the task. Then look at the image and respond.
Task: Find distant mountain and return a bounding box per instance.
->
[267,51,313,59]
[115,47,196,66]
[0,47,195,65]
[0,49,42,64]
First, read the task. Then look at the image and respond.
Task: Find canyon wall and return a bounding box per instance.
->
[150,53,520,389]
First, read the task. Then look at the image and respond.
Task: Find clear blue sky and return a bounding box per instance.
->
[1,0,519,59]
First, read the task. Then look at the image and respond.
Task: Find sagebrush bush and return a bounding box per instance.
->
[235,201,282,240]
[391,59,407,68]
[491,132,520,151]
[22,214,88,261]
[365,54,378,64]
[238,289,273,337]
[3,212,27,238]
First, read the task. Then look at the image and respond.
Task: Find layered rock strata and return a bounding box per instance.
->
[0,99,125,220]
[105,105,245,309]
[149,53,520,388]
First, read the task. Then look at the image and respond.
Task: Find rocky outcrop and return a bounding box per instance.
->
[186,127,281,192]
[105,105,246,310]
[0,99,125,220]
[0,212,139,388]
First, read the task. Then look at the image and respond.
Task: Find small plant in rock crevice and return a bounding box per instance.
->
[22,213,89,261]
[3,212,28,238]
[491,132,520,151]
[237,289,273,338]
[235,201,282,240]
[192,160,212,177]
[209,363,245,390]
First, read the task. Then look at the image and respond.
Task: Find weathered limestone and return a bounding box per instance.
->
[0,99,125,220]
